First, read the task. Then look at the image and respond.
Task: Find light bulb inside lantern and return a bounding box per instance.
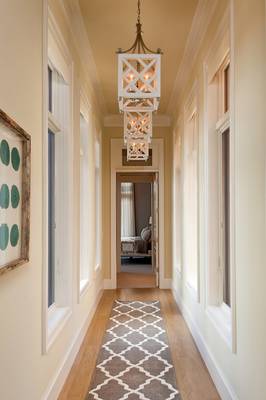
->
[128,73,135,81]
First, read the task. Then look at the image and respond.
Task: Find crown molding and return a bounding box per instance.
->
[167,0,219,116]
[59,0,107,115]
[103,114,172,128]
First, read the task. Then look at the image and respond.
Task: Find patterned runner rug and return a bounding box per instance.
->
[87,300,180,400]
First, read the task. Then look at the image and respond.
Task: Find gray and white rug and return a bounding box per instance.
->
[87,300,181,400]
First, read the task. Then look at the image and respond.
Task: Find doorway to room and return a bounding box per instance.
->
[116,173,159,288]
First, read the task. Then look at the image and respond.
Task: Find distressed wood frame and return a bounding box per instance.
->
[0,109,31,276]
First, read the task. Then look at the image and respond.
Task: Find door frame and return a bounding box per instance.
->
[116,173,157,285]
[108,138,167,289]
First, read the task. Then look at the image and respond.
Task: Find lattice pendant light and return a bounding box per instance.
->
[124,111,152,144]
[117,0,162,112]
[119,97,159,113]
[127,139,149,161]
[117,0,162,161]
[118,53,161,102]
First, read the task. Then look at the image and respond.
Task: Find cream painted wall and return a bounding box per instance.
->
[102,126,173,280]
[0,1,103,399]
[172,1,266,399]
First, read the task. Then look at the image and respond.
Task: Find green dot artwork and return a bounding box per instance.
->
[0,139,21,255]
[0,139,10,166]
[11,185,20,208]
[0,184,10,209]
[0,224,9,251]
[10,224,19,247]
[11,147,20,171]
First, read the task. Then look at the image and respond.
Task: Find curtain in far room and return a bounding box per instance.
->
[121,182,136,238]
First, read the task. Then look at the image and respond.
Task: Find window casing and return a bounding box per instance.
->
[45,59,73,349]
[216,55,231,309]
[205,49,233,348]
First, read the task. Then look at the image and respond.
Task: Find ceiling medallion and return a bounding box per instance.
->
[117,0,162,161]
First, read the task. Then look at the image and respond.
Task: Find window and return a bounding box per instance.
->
[183,111,198,294]
[216,56,231,308]
[224,64,230,112]
[205,49,233,347]
[121,183,135,237]
[46,61,72,345]
[48,64,70,308]
[48,66,53,113]
[95,137,101,269]
[48,129,55,307]
[79,113,90,292]
[220,128,230,306]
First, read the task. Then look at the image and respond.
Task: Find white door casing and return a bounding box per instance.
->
[107,138,168,289]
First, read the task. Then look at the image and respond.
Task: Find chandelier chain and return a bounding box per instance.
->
[117,0,162,54]
[137,0,141,24]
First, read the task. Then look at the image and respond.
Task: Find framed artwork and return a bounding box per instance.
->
[0,109,31,275]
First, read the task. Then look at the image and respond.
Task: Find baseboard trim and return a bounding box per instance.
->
[172,287,239,400]
[104,279,115,289]
[42,285,104,400]
[160,278,172,289]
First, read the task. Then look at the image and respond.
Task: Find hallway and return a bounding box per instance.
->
[59,289,220,400]
[0,0,266,399]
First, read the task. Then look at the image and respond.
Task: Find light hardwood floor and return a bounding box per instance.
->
[59,289,220,400]
[117,272,156,288]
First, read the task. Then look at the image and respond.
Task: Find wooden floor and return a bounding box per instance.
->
[59,289,220,400]
[117,272,156,288]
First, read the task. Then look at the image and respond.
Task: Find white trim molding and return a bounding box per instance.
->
[110,138,166,289]
[172,288,239,400]
[167,0,219,115]
[203,3,236,353]
[42,3,75,354]
[59,0,107,115]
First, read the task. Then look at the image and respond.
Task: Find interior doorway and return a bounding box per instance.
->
[116,173,159,288]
